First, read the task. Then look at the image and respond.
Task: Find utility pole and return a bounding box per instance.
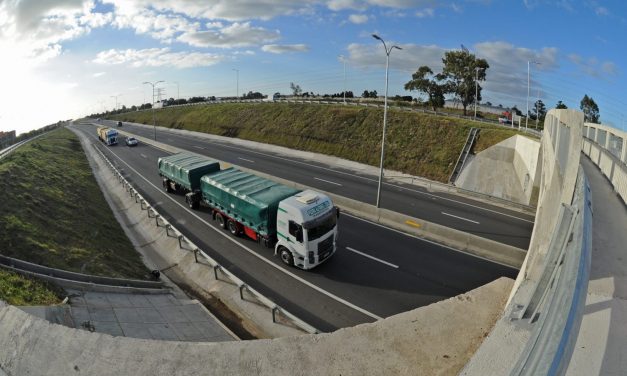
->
[372,34,402,208]
[526,61,540,130]
[339,55,347,104]
[474,67,479,119]
[143,80,164,140]
[232,69,239,98]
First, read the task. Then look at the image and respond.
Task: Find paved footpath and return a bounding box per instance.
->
[19,289,235,342]
[566,156,627,375]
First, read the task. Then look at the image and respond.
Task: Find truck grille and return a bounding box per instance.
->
[317,234,334,260]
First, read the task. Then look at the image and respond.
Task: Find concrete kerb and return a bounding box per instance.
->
[110,128,525,269]
[106,120,535,216]
[88,138,318,336]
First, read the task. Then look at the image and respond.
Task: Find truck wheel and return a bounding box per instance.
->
[278,247,294,266]
[163,179,172,193]
[215,213,226,229]
[227,220,240,236]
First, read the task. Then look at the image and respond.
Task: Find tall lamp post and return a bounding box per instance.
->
[232,69,239,99]
[339,55,347,104]
[526,61,540,130]
[372,34,402,208]
[143,80,164,140]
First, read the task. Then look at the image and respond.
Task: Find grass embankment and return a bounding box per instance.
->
[0,270,61,305]
[0,128,150,279]
[113,103,519,182]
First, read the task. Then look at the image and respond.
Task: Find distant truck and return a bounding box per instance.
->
[97,127,118,145]
[158,152,339,269]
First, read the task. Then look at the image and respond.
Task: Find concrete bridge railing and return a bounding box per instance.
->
[462,109,593,375]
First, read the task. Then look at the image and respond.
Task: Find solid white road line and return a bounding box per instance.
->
[441,212,480,224]
[140,153,147,159]
[86,132,382,321]
[314,177,342,186]
[238,157,255,163]
[345,247,399,269]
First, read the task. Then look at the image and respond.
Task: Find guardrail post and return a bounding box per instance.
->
[239,284,246,300]
[178,235,184,248]
[272,306,279,323]
[194,248,198,263]
[213,265,221,279]
[140,200,146,210]
[165,224,172,236]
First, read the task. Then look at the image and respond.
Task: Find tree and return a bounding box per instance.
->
[531,99,547,122]
[555,100,568,109]
[290,82,302,96]
[580,94,600,123]
[441,50,489,115]
[404,66,448,111]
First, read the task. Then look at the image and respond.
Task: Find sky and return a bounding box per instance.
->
[1,0,626,135]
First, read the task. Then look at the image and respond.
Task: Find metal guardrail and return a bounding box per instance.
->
[92,144,320,334]
[449,127,480,184]
[509,168,591,375]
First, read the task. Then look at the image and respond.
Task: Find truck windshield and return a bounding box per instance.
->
[307,213,336,241]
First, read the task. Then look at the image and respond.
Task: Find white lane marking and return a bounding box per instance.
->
[193,145,204,149]
[87,133,382,321]
[341,212,520,271]
[441,212,480,224]
[172,137,534,223]
[314,177,342,186]
[345,247,399,269]
[238,157,255,163]
[140,153,147,159]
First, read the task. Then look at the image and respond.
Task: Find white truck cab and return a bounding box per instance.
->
[275,190,339,269]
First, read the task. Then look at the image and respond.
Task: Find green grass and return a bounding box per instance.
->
[113,103,520,182]
[0,128,151,279]
[0,270,62,305]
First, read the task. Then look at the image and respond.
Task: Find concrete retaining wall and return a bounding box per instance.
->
[0,277,513,376]
[455,135,540,205]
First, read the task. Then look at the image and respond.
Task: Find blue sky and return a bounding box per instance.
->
[1,0,626,135]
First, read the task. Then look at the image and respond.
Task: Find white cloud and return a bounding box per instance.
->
[348,14,369,23]
[261,44,309,54]
[568,53,618,77]
[415,7,434,17]
[178,22,280,48]
[92,71,106,77]
[595,6,608,16]
[93,48,226,68]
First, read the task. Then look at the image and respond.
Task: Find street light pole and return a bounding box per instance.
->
[143,80,164,140]
[339,55,347,104]
[232,69,239,98]
[526,61,540,130]
[474,67,479,119]
[372,34,402,208]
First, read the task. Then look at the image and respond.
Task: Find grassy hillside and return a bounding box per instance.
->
[0,270,61,305]
[0,128,150,279]
[112,103,520,182]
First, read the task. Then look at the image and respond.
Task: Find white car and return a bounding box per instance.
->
[125,137,138,147]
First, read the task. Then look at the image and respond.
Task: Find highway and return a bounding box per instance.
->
[99,119,534,249]
[76,123,517,332]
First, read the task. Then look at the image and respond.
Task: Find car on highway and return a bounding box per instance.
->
[117,121,123,127]
[125,137,138,147]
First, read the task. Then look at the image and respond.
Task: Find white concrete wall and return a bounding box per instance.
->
[455,135,540,205]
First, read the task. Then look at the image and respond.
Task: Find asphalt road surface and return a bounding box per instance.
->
[75,123,518,332]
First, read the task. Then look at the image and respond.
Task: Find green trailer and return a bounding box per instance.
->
[158,153,220,208]
[200,167,300,242]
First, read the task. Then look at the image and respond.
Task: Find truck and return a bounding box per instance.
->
[97,127,118,145]
[158,152,339,269]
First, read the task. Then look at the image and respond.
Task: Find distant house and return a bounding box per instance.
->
[0,130,16,149]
